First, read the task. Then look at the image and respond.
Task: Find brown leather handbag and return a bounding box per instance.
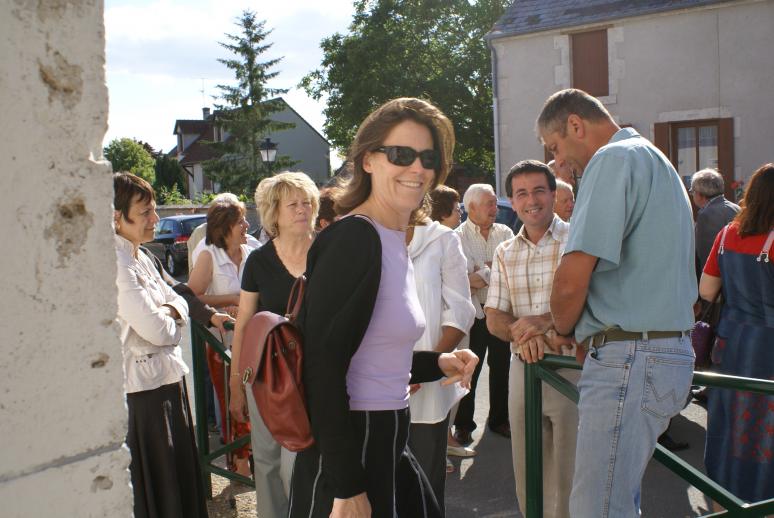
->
[239,276,314,452]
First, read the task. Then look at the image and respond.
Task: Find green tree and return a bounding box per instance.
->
[154,154,187,194]
[104,137,156,184]
[204,10,295,196]
[301,0,508,175]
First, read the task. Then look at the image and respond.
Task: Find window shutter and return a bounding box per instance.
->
[717,118,734,200]
[654,122,670,163]
[572,30,609,97]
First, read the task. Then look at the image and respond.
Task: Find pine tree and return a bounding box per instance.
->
[204,10,294,195]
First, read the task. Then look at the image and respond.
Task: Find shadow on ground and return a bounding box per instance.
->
[446,428,520,518]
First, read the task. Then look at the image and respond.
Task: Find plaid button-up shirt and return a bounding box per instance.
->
[456,219,514,318]
[485,216,572,353]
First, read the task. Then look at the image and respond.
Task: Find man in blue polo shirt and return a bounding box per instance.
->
[538,89,696,518]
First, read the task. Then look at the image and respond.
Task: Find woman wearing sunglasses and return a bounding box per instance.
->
[289,97,479,518]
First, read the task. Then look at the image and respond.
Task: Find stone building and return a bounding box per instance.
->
[173,98,332,196]
[487,0,774,200]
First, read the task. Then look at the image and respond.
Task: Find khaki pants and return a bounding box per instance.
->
[509,357,580,518]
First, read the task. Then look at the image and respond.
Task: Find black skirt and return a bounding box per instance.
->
[126,380,209,518]
[290,408,441,518]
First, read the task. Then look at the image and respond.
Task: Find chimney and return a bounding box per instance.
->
[202,107,211,119]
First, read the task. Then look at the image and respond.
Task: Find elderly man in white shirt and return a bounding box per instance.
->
[453,183,515,444]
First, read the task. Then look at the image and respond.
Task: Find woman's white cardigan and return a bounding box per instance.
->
[115,234,189,394]
[408,221,476,424]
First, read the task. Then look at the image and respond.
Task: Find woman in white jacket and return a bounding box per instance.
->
[407,187,476,514]
[114,173,208,518]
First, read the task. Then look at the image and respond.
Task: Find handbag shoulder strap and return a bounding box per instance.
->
[718,224,730,255]
[285,275,306,322]
[757,229,774,263]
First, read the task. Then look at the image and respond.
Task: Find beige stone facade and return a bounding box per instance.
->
[490,0,774,198]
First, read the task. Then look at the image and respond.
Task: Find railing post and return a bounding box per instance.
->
[190,322,212,497]
[524,361,543,518]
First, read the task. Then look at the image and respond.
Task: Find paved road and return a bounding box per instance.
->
[445,361,715,518]
[180,322,715,518]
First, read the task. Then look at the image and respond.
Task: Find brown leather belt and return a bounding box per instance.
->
[581,329,687,350]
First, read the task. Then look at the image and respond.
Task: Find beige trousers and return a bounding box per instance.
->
[509,356,580,518]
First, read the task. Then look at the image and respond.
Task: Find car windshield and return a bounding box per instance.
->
[181,217,206,234]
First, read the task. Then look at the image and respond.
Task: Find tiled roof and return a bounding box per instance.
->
[173,119,212,136]
[487,0,737,40]
[178,137,221,166]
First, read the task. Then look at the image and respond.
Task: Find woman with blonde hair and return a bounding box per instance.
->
[287,98,478,518]
[188,195,254,477]
[228,171,320,518]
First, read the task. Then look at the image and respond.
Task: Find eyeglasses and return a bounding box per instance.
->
[374,146,440,170]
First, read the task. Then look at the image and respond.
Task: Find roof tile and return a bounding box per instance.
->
[488,0,737,39]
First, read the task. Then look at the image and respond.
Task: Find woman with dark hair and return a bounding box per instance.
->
[113,172,208,518]
[316,189,338,230]
[188,196,254,477]
[287,98,479,518]
[699,163,774,508]
[429,184,462,229]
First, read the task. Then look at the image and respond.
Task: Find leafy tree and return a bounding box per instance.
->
[204,10,295,196]
[154,154,187,194]
[301,0,508,175]
[156,184,190,205]
[104,137,156,184]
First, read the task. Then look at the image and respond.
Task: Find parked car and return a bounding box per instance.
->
[461,197,522,233]
[145,214,206,276]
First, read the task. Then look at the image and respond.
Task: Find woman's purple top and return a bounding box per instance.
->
[346,219,426,411]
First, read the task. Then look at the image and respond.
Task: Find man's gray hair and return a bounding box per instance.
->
[555,179,574,193]
[536,88,612,137]
[463,183,495,208]
[690,168,724,197]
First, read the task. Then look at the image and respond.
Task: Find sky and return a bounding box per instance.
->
[104,0,356,162]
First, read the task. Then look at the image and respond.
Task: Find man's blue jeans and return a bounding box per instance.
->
[569,335,694,517]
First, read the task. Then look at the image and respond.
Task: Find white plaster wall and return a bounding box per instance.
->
[717,1,774,180]
[493,33,559,193]
[269,107,332,185]
[0,1,132,516]
[493,0,774,185]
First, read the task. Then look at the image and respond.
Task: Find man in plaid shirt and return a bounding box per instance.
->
[485,160,580,518]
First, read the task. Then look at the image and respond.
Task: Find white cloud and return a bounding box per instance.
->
[104,0,353,162]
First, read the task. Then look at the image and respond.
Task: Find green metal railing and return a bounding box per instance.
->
[190,320,255,495]
[524,354,774,518]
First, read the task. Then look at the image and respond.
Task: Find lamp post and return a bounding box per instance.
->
[259,137,278,175]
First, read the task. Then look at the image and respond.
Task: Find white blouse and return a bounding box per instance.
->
[408,221,477,423]
[199,242,252,297]
[115,234,189,394]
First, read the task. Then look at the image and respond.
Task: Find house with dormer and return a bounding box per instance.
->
[487,0,774,201]
[172,98,331,196]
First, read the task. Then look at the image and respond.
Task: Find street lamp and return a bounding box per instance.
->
[259,137,278,173]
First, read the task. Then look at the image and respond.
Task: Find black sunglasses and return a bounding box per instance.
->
[375,146,440,170]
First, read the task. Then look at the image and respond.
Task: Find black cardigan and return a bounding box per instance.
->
[298,216,443,499]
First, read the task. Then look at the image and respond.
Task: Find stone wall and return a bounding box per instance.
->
[0,1,132,516]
